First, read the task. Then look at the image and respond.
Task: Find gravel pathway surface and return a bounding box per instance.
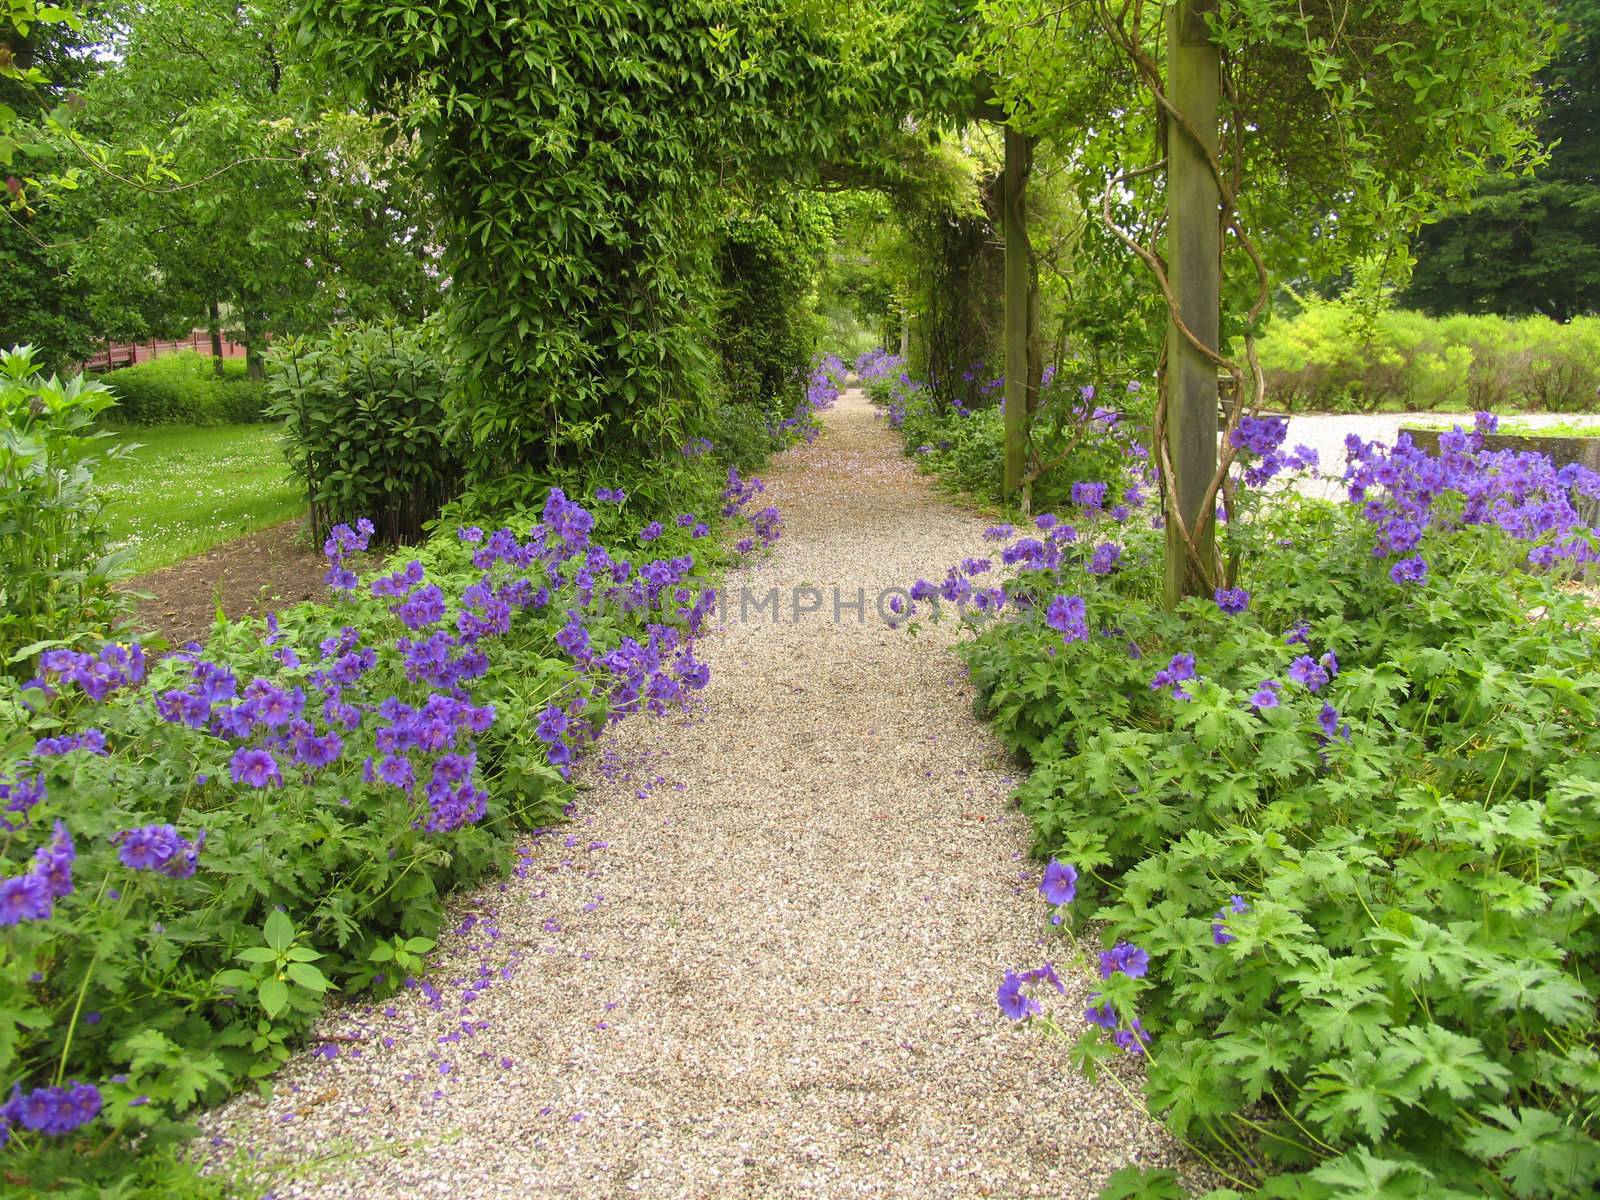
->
[199,389,1188,1198]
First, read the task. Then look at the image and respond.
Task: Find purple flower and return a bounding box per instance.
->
[1150,652,1196,700]
[1318,703,1351,742]
[1039,860,1077,906]
[377,755,415,791]
[0,872,52,926]
[230,747,282,789]
[1214,587,1250,614]
[535,705,569,745]
[1084,996,1118,1029]
[1287,655,1329,692]
[1098,941,1149,980]
[32,821,75,899]
[1250,679,1282,711]
[1390,555,1428,586]
[3,1080,102,1135]
[395,584,446,629]
[1087,543,1121,575]
[982,524,1015,542]
[638,521,663,543]
[115,824,203,878]
[1045,594,1088,644]
[1212,896,1248,946]
[1071,481,1107,511]
[996,970,1041,1021]
[1113,1019,1152,1056]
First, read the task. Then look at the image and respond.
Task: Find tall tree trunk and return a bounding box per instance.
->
[1162,0,1222,607]
[244,316,265,382]
[208,297,225,378]
[1002,125,1033,502]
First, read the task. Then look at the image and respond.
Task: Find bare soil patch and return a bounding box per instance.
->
[122,518,328,646]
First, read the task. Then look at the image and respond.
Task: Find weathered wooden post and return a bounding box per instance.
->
[1002,125,1031,501]
[1163,0,1221,606]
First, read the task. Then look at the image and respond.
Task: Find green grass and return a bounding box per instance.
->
[1406,416,1600,437]
[94,423,306,573]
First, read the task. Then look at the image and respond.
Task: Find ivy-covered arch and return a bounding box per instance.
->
[289,0,984,493]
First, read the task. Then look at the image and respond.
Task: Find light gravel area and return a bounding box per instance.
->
[198,390,1189,1198]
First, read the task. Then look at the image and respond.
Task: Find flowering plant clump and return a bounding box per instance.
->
[0,453,781,1185]
[899,406,1600,1196]
[863,351,1154,514]
[771,353,848,446]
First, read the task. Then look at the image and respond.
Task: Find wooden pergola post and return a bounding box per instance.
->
[1002,125,1031,502]
[1162,0,1222,606]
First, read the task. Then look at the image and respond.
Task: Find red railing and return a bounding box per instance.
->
[83,330,250,374]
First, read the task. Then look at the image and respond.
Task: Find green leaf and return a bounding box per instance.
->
[1465,1107,1600,1199]
[286,961,332,993]
[263,909,295,952]
[258,976,289,1017]
[1096,1165,1187,1200]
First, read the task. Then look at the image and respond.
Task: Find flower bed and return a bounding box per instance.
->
[0,462,782,1190]
[887,389,1600,1198]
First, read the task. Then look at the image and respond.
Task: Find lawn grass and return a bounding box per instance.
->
[1406,415,1600,438]
[95,423,307,573]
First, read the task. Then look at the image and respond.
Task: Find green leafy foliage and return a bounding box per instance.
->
[870,363,1151,513]
[265,323,461,546]
[288,0,979,484]
[98,353,267,425]
[715,193,832,427]
[0,344,130,672]
[954,485,1600,1195]
[887,393,1600,1194]
[1404,0,1600,320]
[1255,302,1600,413]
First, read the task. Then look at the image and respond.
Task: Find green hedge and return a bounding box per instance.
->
[97,353,269,426]
[1254,303,1600,413]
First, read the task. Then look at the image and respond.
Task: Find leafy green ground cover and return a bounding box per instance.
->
[879,354,1600,1199]
[94,424,305,574]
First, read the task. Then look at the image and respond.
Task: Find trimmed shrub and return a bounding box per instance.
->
[98,353,269,425]
[1254,303,1600,413]
[266,324,462,548]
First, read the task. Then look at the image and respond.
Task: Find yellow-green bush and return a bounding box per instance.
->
[1253,303,1600,412]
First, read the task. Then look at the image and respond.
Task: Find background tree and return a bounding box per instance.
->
[0,3,102,366]
[1403,0,1599,319]
[12,0,440,371]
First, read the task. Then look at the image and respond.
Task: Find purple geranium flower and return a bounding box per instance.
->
[1098,940,1150,980]
[1039,860,1077,906]
[1214,587,1250,614]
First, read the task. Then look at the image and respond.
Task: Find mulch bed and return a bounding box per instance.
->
[122,518,330,647]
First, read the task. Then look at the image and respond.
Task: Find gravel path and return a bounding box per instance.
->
[199,389,1188,1198]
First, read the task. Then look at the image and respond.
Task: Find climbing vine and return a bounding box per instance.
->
[288,0,984,499]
